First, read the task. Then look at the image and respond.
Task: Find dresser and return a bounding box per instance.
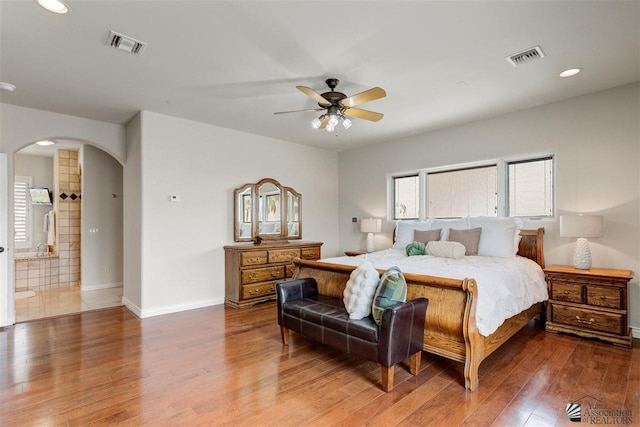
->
[544,265,633,347]
[224,241,323,308]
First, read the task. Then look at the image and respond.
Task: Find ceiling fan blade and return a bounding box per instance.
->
[296,86,331,106]
[339,87,386,108]
[274,108,324,115]
[318,115,329,129]
[344,108,384,122]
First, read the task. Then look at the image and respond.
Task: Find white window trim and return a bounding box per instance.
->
[388,153,555,221]
[14,175,32,249]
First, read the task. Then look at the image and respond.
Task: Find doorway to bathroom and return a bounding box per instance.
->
[13,140,123,322]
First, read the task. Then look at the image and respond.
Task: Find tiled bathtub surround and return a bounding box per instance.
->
[15,254,60,291]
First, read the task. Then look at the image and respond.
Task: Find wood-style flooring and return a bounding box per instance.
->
[0,303,638,426]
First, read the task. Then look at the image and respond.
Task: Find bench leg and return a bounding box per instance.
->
[280,326,289,346]
[409,351,422,375]
[381,365,394,392]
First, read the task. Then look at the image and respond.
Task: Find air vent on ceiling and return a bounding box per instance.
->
[105,30,146,55]
[505,45,545,67]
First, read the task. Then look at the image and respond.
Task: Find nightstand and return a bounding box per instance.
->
[544,265,633,348]
[344,250,367,257]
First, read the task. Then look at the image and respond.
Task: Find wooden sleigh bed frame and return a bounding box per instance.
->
[291,228,545,391]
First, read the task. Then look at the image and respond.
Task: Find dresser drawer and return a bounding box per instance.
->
[301,247,321,260]
[268,248,300,264]
[586,285,623,309]
[550,303,625,335]
[242,282,277,299]
[241,266,284,285]
[549,281,583,304]
[285,264,296,278]
[241,251,268,266]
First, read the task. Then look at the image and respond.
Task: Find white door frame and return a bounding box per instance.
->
[0,153,13,326]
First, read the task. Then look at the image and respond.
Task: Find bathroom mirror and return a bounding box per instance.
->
[233,178,302,243]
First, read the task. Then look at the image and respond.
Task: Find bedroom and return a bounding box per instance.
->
[0,0,638,424]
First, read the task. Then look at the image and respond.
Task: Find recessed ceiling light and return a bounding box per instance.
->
[0,82,16,91]
[36,140,56,146]
[559,68,581,78]
[35,0,69,14]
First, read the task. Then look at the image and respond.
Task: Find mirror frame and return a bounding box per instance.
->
[233,178,302,243]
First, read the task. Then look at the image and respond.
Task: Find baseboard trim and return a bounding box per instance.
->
[122,297,224,319]
[81,282,123,292]
[122,296,142,318]
[631,326,640,339]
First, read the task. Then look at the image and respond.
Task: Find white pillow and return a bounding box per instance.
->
[343,261,380,320]
[393,219,433,249]
[469,216,522,258]
[431,218,469,241]
[425,241,466,259]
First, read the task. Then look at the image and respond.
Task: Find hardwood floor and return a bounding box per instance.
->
[0,302,637,426]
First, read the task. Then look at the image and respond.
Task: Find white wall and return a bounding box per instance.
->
[125,111,339,317]
[80,145,123,290]
[0,103,126,326]
[338,82,640,331]
[13,154,54,250]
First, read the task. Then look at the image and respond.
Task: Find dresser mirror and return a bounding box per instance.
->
[234,178,302,243]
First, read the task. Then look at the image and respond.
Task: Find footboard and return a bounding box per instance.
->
[292,258,484,390]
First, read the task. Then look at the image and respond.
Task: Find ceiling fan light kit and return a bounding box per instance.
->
[275,78,386,133]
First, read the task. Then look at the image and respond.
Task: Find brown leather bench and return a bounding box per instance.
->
[276,277,428,392]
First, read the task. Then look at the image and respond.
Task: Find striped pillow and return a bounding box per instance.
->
[371,266,407,325]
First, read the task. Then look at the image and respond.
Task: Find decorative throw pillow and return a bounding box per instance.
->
[469,216,522,258]
[413,228,441,244]
[405,241,426,256]
[425,241,466,259]
[343,261,380,320]
[371,266,407,325]
[448,227,482,256]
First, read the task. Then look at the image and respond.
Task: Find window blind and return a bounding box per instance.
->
[14,176,31,247]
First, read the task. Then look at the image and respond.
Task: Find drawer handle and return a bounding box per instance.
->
[564,291,570,295]
[249,257,261,263]
[248,274,257,280]
[575,316,595,325]
[270,272,279,278]
[600,296,607,300]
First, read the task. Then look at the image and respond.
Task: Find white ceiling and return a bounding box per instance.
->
[1,1,639,153]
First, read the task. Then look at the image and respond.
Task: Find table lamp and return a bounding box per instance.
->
[360,218,382,253]
[560,214,603,270]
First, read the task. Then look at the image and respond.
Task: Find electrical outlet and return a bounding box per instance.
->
[170,195,180,202]
[352,217,358,223]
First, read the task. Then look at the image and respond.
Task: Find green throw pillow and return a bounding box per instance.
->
[405,241,426,256]
[371,266,407,325]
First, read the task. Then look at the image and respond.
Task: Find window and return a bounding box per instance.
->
[14,175,32,248]
[428,165,497,218]
[389,154,554,220]
[507,157,553,217]
[393,174,419,219]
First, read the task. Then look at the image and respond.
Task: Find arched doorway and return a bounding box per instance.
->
[9,138,124,323]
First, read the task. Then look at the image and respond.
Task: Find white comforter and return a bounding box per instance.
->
[321,249,548,336]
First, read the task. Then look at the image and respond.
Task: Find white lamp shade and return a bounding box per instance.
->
[360,218,382,233]
[559,215,603,238]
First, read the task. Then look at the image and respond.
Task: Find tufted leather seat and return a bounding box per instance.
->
[276,277,428,392]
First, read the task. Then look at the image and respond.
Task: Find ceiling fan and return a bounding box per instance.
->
[274,78,386,131]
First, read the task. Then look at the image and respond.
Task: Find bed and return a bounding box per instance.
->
[291,220,546,391]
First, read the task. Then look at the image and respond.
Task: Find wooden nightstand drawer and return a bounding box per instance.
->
[586,285,623,309]
[301,247,321,260]
[268,248,300,264]
[550,303,625,335]
[241,266,284,285]
[241,251,268,266]
[242,282,277,299]
[549,281,583,303]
